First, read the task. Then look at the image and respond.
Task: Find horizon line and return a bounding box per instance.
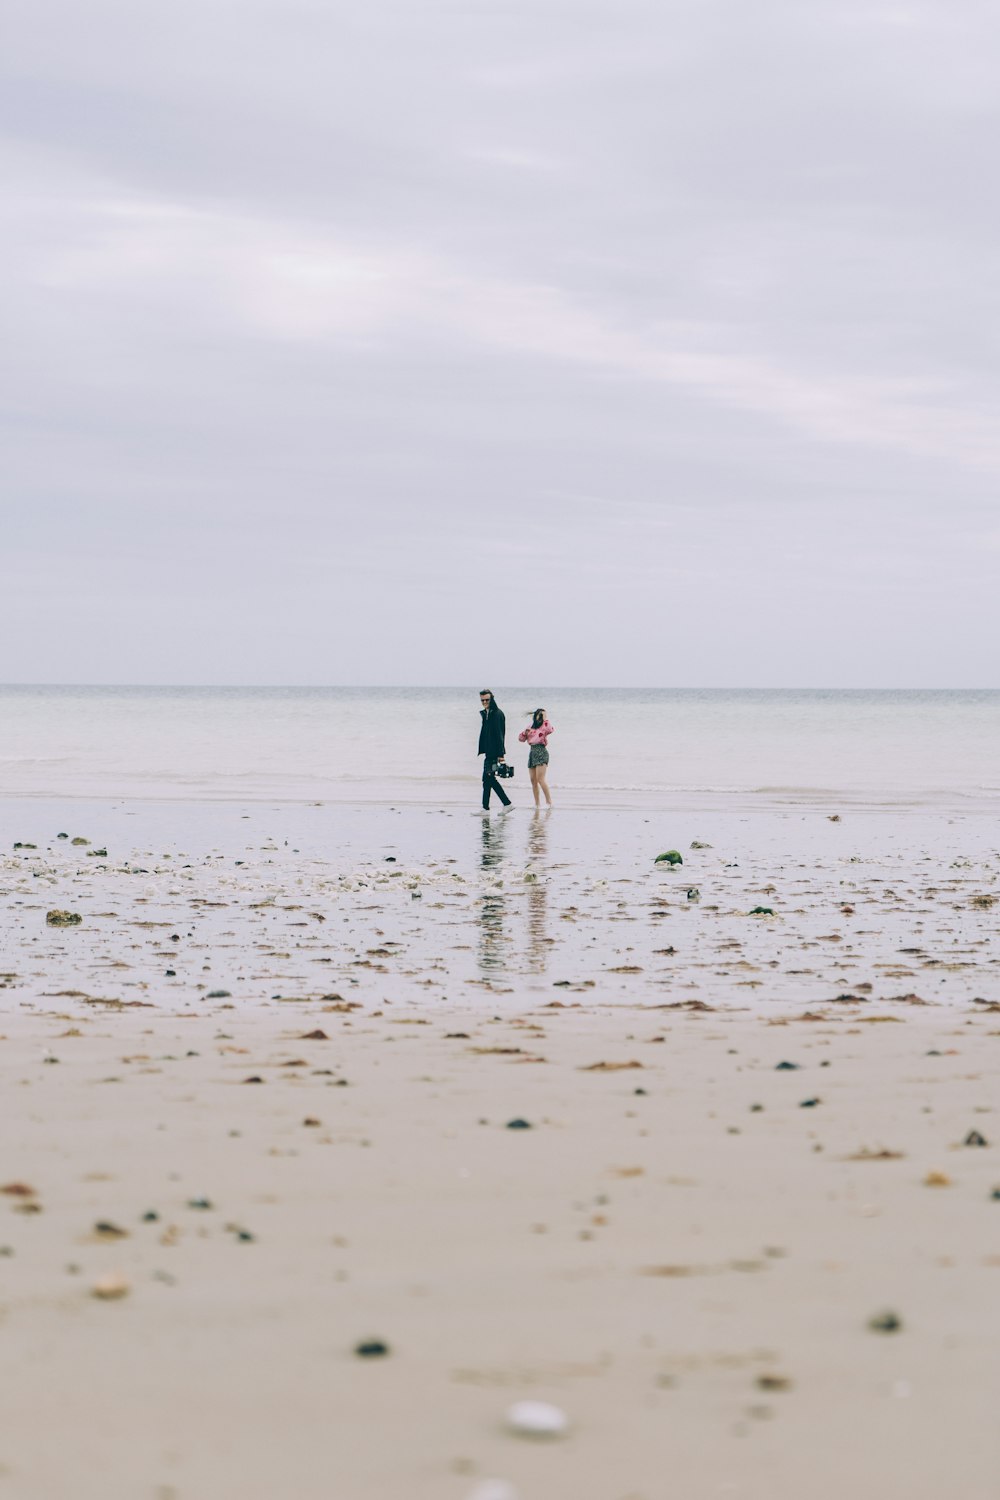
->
[1,683,998,694]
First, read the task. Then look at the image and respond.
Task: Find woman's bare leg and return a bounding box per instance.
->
[536,764,552,806]
[528,765,541,807]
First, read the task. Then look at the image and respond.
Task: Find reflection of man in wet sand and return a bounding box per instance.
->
[477,808,509,974]
[526,808,551,971]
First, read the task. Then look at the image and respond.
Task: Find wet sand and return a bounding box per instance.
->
[2,801,999,1499]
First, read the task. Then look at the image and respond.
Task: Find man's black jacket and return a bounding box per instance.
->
[478,706,506,763]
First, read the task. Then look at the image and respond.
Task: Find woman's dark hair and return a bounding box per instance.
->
[532,708,545,729]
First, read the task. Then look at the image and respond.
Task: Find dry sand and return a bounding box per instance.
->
[1,800,999,1499]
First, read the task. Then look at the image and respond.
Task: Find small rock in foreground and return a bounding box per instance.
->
[46,910,82,927]
[868,1310,902,1334]
[91,1272,130,1300]
[506,1400,569,1438]
[354,1339,390,1358]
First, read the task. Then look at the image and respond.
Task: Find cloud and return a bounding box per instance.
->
[6,155,996,476]
[2,0,1000,683]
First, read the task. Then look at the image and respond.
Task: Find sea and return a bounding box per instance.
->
[1,685,998,811]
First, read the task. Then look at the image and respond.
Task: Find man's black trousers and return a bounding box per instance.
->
[482,761,512,809]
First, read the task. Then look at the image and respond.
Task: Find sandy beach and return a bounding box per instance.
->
[1,800,998,1498]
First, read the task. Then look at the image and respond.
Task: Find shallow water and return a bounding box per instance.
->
[2,799,996,1011]
[1,685,999,809]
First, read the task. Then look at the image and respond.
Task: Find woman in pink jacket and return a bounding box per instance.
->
[519,708,554,809]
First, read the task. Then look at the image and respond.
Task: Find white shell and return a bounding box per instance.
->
[465,1483,520,1500]
[505,1400,569,1438]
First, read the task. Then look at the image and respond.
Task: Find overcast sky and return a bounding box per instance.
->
[2,0,998,686]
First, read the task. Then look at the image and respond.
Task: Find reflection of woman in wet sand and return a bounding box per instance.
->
[525,802,550,971]
[519,708,554,808]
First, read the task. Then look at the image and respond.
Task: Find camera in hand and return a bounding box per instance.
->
[495,762,514,779]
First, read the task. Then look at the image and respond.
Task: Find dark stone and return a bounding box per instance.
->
[799,1098,821,1108]
[775,1061,799,1071]
[868,1311,902,1333]
[93,1221,127,1238]
[354,1340,390,1358]
[188,1198,213,1210]
[654,850,683,866]
[141,1211,159,1222]
[964,1130,989,1147]
[206,990,231,999]
[506,1118,533,1130]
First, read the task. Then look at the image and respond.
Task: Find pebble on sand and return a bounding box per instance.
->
[91,1272,130,1300]
[46,910,82,927]
[868,1310,902,1334]
[506,1401,569,1438]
